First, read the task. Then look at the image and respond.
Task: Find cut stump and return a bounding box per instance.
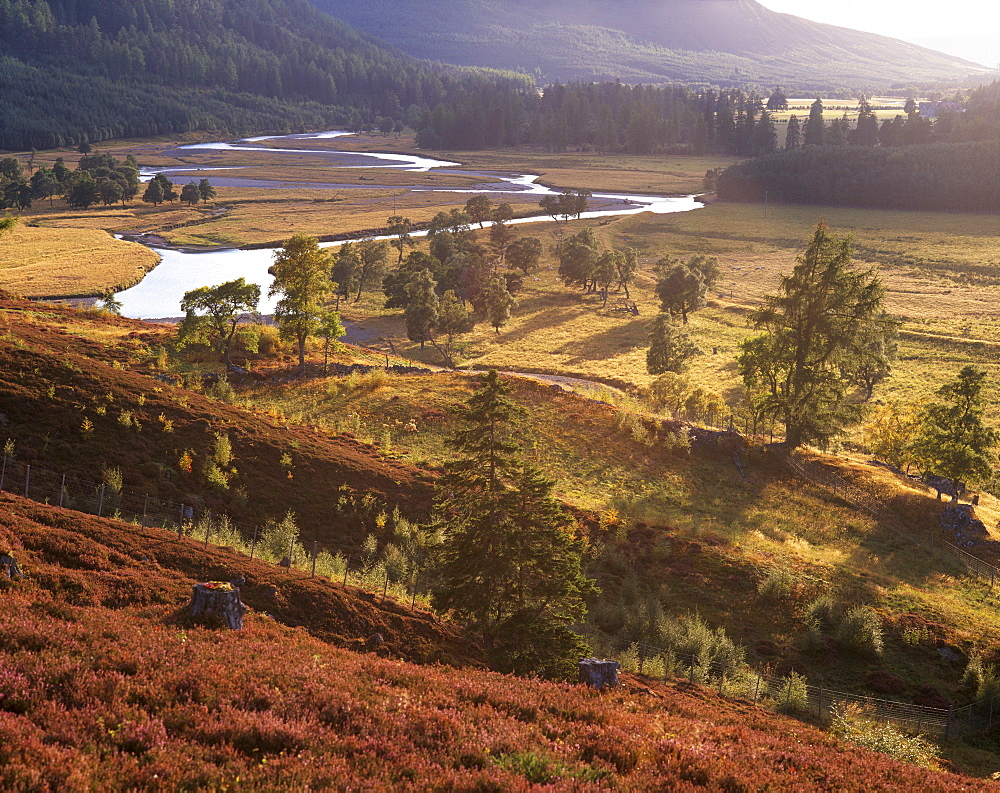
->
[188,582,246,630]
[578,657,620,689]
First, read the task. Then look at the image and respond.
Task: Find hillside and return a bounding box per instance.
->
[310,0,991,92]
[0,494,990,788]
[0,0,529,151]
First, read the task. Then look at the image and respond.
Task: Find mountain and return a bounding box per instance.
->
[0,0,528,151]
[309,0,991,92]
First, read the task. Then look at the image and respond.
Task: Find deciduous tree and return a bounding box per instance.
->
[180,278,261,365]
[269,233,332,370]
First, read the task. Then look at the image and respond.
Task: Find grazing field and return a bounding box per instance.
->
[0,224,159,298]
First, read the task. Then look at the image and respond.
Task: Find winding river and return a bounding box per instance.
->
[116,132,704,318]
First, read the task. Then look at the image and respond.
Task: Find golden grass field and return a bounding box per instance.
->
[0,223,159,298]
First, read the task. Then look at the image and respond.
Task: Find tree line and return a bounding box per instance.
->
[0,150,215,212]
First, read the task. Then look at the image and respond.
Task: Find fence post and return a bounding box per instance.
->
[785,677,792,708]
[945,704,953,741]
[818,685,823,719]
[992,567,996,590]
[142,494,148,528]
[343,563,349,586]
[24,464,30,499]
[640,642,646,675]
[0,454,6,491]
[411,572,418,609]
[249,524,258,560]
[311,542,318,577]
[97,482,104,517]
[178,503,185,539]
[382,570,389,602]
[753,674,761,706]
[59,474,66,508]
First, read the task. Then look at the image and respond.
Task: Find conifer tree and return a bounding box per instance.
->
[647,314,698,374]
[804,98,825,146]
[432,370,596,677]
[912,366,999,496]
[404,268,439,349]
[785,115,802,150]
[485,275,517,334]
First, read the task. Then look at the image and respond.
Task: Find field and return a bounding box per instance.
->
[0,223,159,298]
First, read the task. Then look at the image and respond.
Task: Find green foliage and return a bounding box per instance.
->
[963,652,1000,705]
[738,222,887,448]
[258,511,304,564]
[646,314,698,375]
[757,568,795,601]
[269,234,332,369]
[830,705,940,769]
[862,401,924,473]
[484,274,517,335]
[803,595,840,632]
[180,278,261,365]
[777,671,810,715]
[654,255,718,324]
[432,371,597,679]
[836,606,884,658]
[912,365,999,491]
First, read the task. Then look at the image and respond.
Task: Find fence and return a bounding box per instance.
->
[0,454,431,610]
[615,640,997,739]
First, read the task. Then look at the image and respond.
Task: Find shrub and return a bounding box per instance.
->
[963,652,1000,704]
[775,671,810,715]
[758,568,795,601]
[830,704,940,769]
[803,595,840,631]
[836,606,884,657]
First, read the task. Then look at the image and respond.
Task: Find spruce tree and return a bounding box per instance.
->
[433,371,597,677]
[804,98,825,146]
[785,115,802,150]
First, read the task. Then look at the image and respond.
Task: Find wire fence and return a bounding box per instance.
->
[614,639,998,739]
[0,454,433,610]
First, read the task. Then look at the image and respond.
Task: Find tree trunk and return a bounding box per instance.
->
[188,582,246,630]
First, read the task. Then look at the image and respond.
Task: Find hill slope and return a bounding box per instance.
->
[0,495,988,788]
[0,0,528,151]
[310,0,991,91]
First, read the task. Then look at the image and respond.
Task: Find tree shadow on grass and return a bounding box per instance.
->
[555,317,648,364]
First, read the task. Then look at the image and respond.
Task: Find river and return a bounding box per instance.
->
[116,132,704,318]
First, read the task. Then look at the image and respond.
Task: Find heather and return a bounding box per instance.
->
[0,499,990,790]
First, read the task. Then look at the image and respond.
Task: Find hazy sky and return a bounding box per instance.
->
[761,1,1000,66]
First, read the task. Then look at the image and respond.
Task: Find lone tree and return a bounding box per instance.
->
[912,365,999,497]
[654,254,719,323]
[198,178,217,203]
[269,233,332,370]
[180,278,261,365]
[737,222,887,448]
[506,236,543,275]
[432,370,596,678]
[646,313,698,374]
[485,274,517,334]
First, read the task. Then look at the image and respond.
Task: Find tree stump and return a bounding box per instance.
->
[578,658,620,689]
[188,582,246,630]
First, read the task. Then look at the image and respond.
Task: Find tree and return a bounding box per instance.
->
[464,194,494,228]
[180,182,201,206]
[853,96,879,147]
[0,215,17,238]
[737,222,886,448]
[863,401,924,472]
[432,370,596,677]
[64,173,99,209]
[766,87,788,112]
[99,289,122,315]
[331,242,361,307]
[95,178,122,207]
[430,290,475,368]
[386,215,414,264]
[842,312,899,400]
[355,238,389,302]
[180,278,261,365]
[804,98,825,146]
[785,115,802,150]
[506,236,542,275]
[485,275,517,334]
[559,227,599,290]
[29,168,58,207]
[269,233,332,370]
[142,179,164,206]
[646,314,698,374]
[488,203,516,262]
[615,246,639,298]
[912,365,999,496]
[593,251,619,306]
[404,268,439,349]
[654,255,718,323]
[317,310,346,374]
[198,179,217,203]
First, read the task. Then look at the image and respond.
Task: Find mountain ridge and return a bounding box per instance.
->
[309,0,991,91]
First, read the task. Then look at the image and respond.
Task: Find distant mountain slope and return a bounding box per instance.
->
[0,0,528,150]
[310,0,990,91]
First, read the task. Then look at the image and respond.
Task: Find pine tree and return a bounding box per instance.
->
[269,233,332,369]
[432,371,596,677]
[804,98,825,146]
[646,314,698,374]
[912,366,999,496]
[404,268,439,349]
[785,115,802,150]
[737,222,886,448]
[485,275,517,335]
